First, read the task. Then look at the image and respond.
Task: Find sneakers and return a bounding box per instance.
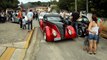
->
[93,52,96,55]
[88,51,93,55]
[88,51,96,55]
[28,30,30,32]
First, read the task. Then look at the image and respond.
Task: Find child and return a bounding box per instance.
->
[22,16,26,29]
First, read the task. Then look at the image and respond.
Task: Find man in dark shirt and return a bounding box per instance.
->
[71,12,80,37]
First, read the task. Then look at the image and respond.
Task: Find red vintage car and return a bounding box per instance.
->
[39,13,76,42]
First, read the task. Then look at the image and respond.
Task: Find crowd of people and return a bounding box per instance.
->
[70,12,102,55]
[17,9,39,31]
[0,9,39,31]
[59,11,103,55]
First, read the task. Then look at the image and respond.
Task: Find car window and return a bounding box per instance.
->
[47,16,62,22]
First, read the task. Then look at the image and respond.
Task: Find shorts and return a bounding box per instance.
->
[88,34,98,41]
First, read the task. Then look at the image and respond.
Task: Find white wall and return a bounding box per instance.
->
[87,13,92,21]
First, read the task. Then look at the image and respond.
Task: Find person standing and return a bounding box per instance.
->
[22,16,26,29]
[27,9,33,31]
[88,14,100,54]
[17,10,22,28]
[35,11,38,20]
[93,14,103,44]
[71,12,80,37]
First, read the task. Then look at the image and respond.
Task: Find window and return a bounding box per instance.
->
[47,16,62,22]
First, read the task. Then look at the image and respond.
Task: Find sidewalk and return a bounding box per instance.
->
[0,28,35,60]
[0,22,28,44]
[0,20,39,60]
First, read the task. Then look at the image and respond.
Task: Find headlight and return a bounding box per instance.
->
[68,30,72,35]
[52,30,57,36]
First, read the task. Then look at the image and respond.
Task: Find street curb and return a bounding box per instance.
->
[24,28,35,49]
[24,27,39,60]
[0,28,35,60]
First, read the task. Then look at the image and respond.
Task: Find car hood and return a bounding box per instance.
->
[50,21,65,39]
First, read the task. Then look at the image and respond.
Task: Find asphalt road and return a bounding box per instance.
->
[25,20,107,60]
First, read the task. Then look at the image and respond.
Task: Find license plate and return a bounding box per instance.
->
[54,38,61,41]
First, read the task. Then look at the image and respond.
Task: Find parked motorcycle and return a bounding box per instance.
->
[0,14,6,23]
[77,15,90,37]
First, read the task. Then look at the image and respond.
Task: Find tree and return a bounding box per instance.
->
[77,0,86,11]
[0,0,19,10]
[36,1,41,6]
[89,0,107,17]
[57,0,74,11]
[57,0,107,17]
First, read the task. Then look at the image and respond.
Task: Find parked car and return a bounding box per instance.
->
[11,13,19,23]
[77,15,90,37]
[39,13,76,42]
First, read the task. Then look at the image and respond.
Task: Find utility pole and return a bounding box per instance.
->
[86,0,88,14]
[75,0,77,12]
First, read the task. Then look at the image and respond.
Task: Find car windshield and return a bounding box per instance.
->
[47,16,62,22]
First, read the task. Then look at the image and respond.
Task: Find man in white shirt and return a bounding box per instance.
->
[27,9,33,31]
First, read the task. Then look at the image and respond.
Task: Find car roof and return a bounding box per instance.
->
[44,13,60,17]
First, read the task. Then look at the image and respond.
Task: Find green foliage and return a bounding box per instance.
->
[57,0,86,11]
[57,0,74,11]
[50,0,57,5]
[23,1,49,8]
[36,1,42,6]
[77,0,86,11]
[0,0,19,10]
[57,0,107,17]
[89,0,107,17]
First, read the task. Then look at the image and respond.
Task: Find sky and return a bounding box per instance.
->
[18,0,51,3]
